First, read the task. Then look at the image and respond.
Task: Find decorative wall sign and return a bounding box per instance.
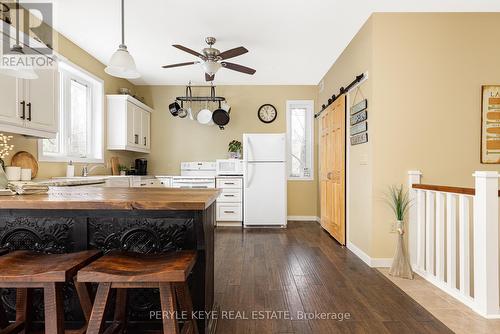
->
[351,132,368,145]
[350,121,367,136]
[350,110,367,126]
[481,85,500,163]
[350,99,367,115]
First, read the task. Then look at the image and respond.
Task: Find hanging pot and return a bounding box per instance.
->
[212,101,230,129]
[178,101,187,118]
[169,101,181,116]
[197,101,213,125]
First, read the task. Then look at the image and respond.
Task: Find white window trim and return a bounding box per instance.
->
[286,100,314,181]
[38,59,104,163]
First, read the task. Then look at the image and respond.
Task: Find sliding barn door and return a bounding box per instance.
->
[320,95,346,245]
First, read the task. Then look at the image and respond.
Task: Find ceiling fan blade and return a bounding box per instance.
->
[218,46,248,60]
[221,62,256,75]
[162,61,198,69]
[172,44,206,60]
[205,73,215,82]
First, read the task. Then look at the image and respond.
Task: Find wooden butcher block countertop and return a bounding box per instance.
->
[0,187,221,211]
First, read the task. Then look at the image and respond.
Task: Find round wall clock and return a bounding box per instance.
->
[258,104,277,123]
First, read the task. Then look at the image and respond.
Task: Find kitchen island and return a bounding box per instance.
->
[0,187,219,333]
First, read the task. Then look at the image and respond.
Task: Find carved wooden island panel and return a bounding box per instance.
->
[0,187,219,333]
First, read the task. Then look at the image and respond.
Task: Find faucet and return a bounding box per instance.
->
[81,164,106,177]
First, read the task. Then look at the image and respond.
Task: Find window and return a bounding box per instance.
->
[39,60,104,163]
[286,100,314,180]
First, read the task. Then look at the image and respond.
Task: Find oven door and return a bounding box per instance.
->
[172,178,216,189]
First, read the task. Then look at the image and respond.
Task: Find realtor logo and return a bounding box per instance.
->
[1,1,55,72]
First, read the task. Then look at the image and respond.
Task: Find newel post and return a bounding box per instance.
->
[408,170,422,268]
[473,171,499,317]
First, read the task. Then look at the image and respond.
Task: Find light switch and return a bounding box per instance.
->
[359,154,368,165]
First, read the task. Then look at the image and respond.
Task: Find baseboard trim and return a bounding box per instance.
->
[287,216,320,223]
[347,241,392,268]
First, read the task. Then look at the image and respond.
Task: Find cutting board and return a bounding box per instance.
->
[11,151,39,178]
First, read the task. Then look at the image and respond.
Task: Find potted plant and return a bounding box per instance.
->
[228,140,242,159]
[385,184,414,279]
[118,165,128,176]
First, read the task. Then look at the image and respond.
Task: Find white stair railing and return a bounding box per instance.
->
[408,170,500,318]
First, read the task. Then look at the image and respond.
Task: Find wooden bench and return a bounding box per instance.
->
[78,250,198,334]
[0,250,102,334]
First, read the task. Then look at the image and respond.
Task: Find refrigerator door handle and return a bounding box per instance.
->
[245,163,253,188]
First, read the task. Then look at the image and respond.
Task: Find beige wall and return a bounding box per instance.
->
[139,85,318,217]
[318,13,500,259]
[318,18,374,253]
[370,12,500,257]
[5,32,146,178]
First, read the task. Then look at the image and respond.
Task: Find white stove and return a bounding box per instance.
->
[171,162,216,188]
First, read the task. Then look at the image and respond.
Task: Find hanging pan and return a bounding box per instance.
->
[212,101,231,129]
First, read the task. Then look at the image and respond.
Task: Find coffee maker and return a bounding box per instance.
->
[134,159,147,175]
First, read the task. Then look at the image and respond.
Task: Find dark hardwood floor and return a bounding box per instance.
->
[214,222,453,334]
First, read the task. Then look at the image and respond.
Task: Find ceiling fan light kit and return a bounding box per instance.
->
[163,37,256,82]
[105,0,140,79]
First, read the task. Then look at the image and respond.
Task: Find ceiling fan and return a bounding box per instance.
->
[162,37,256,81]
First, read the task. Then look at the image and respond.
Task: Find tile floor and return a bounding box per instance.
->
[379,268,500,334]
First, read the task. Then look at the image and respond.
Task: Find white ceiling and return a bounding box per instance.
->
[29,0,500,85]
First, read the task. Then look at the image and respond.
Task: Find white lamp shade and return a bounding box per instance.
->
[105,45,140,79]
[201,61,221,75]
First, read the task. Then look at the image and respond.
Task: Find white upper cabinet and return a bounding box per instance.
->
[24,68,58,133]
[0,33,58,138]
[0,68,58,138]
[0,74,23,127]
[107,95,153,153]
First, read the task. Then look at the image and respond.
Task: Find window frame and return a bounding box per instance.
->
[286,100,314,181]
[38,60,104,163]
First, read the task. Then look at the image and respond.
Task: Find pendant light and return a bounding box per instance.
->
[0,0,38,79]
[105,0,139,79]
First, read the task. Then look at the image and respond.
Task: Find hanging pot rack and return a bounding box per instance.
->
[175,83,226,102]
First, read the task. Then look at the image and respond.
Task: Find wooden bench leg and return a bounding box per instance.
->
[175,284,198,334]
[101,289,128,334]
[86,283,111,334]
[159,283,179,334]
[0,290,8,329]
[44,283,64,334]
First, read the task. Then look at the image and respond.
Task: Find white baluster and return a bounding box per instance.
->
[435,192,445,281]
[408,171,422,268]
[459,195,470,297]
[425,191,435,275]
[473,171,499,317]
[416,189,426,271]
[446,193,457,289]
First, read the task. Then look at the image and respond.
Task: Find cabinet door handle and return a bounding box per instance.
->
[224,194,235,197]
[26,102,32,121]
[143,136,147,146]
[134,134,139,144]
[225,182,235,185]
[20,101,25,119]
[224,210,235,214]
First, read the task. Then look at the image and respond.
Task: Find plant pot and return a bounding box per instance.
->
[228,152,241,159]
[120,171,127,176]
[389,220,414,279]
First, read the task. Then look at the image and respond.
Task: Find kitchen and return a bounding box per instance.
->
[0,1,498,334]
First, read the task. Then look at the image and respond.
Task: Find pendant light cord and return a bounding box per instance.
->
[121,0,125,45]
[15,0,19,44]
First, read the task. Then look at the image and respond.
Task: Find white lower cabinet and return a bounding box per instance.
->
[216,177,243,225]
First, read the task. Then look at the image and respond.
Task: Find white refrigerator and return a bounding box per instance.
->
[243,133,287,227]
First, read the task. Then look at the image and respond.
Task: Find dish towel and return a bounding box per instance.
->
[8,181,49,195]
